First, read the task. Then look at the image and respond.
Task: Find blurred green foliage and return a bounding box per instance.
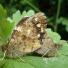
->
[46,28,61,44]
[0,5,15,46]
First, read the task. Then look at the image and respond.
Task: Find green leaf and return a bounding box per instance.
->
[13,10,35,24]
[0,5,17,46]
[2,56,45,68]
[44,56,68,68]
[12,10,22,24]
[59,40,68,56]
[0,20,15,46]
[0,5,7,20]
[0,5,14,46]
[22,10,35,17]
[2,59,34,68]
[23,56,46,68]
[46,28,61,44]
[22,11,27,17]
[0,59,6,68]
[26,10,35,17]
[0,47,4,58]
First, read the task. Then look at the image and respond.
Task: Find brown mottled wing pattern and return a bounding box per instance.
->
[35,34,58,57]
[3,12,47,58]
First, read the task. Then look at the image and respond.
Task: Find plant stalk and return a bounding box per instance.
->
[54,0,62,31]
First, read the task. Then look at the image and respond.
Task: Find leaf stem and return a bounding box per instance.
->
[54,0,62,31]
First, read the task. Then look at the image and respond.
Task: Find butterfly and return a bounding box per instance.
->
[2,12,48,58]
[2,12,58,58]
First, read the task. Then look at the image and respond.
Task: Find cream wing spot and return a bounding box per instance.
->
[27,29,31,35]
[34,17,38,22]
[37,34,40,38]
[41,28,44,33]
[15,26,22,32]
[36,24,41,27]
